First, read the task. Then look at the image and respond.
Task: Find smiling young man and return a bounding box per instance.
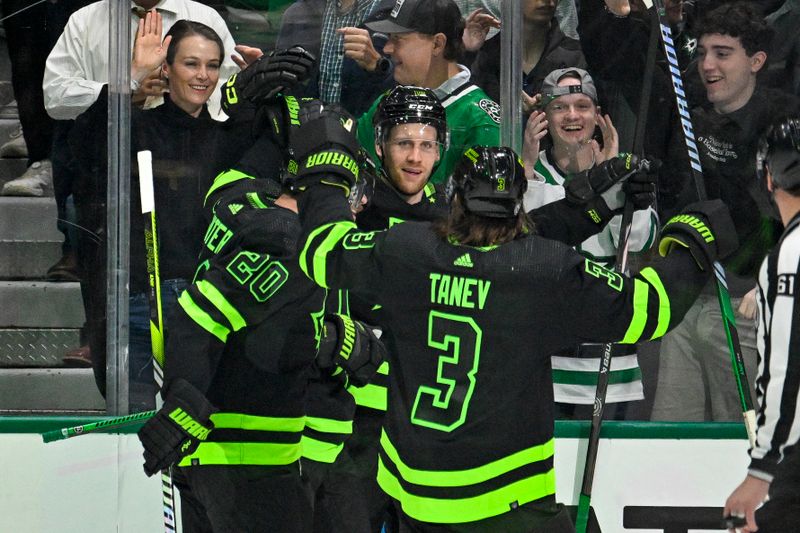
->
[356,0,501,185]
[523,67,659,418]
[651,2,800,423]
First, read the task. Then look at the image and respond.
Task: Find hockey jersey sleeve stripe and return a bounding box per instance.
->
[195,279,247,332]
[300,221,357,288]
[178,290,231,342]
[304,415,354,435]
[349,382,388,411]
[640,266,671,339]
[380,430,554,487]
[620,278,649,344]
[204,169,253,207]
[210,412,306,432]
[178,441,302,467]
[301,435,344,464]
[376,456,556,524]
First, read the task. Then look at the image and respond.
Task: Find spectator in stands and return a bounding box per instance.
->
[275,0,326,57]
[464,0,586,103]
[522,67,657,419]
[71,14,282,411]
[355,0,501,184]
[42,0,238,390]
[651,2,800,422]
[763,0,800,96]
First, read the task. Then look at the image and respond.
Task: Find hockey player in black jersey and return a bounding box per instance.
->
[724,116,800,533]
[289,102,740,531]
[135,94,386,530]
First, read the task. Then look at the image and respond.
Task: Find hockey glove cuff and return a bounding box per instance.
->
[565,153,652,209]
[658,199,738,271]
[137,378,216,477]
[317,314,386,388]
[221,46,315,118]
[284,102,361,195]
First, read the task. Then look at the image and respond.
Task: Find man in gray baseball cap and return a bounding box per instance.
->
[540,67,599,108]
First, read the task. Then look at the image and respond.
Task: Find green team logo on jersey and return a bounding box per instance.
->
[584,258,623,291]
[477,99,501,124]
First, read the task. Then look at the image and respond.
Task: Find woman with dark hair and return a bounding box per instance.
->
[71,13,283,410]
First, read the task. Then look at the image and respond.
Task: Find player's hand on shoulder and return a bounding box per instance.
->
[283,101,362,197]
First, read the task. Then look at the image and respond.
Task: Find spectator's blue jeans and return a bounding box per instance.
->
[129,278,188,411]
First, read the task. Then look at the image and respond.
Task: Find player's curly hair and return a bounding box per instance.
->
[694,2,773,57]
[433,195,533,247]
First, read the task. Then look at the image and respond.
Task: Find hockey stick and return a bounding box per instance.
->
[41,410,156,443]
[575,6,659,532]
[651,0,757,446]
[138,150,178,533]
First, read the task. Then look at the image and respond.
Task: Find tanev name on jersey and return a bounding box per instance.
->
[429,273,491,310]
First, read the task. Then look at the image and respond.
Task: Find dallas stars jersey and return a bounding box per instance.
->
[298,185,709,524]
[164,172,327,467]
[526,150,659,405]
[357,80,500,185]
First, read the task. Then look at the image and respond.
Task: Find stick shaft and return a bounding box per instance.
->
[652,0,756,447]
[41,411,156,443]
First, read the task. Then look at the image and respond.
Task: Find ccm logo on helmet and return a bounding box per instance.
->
[408,104,434,111]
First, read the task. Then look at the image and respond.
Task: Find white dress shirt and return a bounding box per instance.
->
[43,0,238,121]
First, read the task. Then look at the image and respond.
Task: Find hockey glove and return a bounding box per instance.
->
[658,199,738,271]
[316,314,386,387]
[221,46,315,118]
[565,153,652,209]
[283,101,361,196]
[138,378,216,477]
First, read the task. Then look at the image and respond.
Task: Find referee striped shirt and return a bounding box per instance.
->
[750,212,800,481]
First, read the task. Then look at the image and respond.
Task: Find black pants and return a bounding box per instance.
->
[173,463,313,533]
[1,0,53,165]
[754,448,800,532]
[301,455,373,532]
[395,497,574,533]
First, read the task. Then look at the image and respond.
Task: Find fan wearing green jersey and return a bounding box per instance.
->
[288,102,739,532]
[356,0,501,185]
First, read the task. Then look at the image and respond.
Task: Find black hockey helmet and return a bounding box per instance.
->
[447,146,528,218]
[757,116,800,192]
[373,86,448,148]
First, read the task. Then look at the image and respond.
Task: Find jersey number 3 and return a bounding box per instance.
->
[411,311,482,432]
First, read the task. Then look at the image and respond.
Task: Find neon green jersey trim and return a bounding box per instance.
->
[301,435,344,463]
[380,431,554,487]
[620,278,649,344]
[196,279,246,332]
[204,169,253,206]
[313,222,356,288]
[177,291,230,342]
[178,441,301,466]
[210,412,305,432]
[304,416,353,435]
[377,456,556,523]
[639,267,671,339]
[349,383,388,411]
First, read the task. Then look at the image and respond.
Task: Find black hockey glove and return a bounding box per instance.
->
[137,378,216,477]
[565,153,652,209]
[658,199,738,271]
[283,101,361,196]
[316,314,386,387]
[221,46,315,118]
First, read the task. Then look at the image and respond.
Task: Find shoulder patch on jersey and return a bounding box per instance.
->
[477,99,501,124]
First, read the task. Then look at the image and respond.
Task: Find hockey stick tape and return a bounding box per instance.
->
[138,150,155,214]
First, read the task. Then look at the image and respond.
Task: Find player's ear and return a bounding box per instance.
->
[375,143,383,158]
